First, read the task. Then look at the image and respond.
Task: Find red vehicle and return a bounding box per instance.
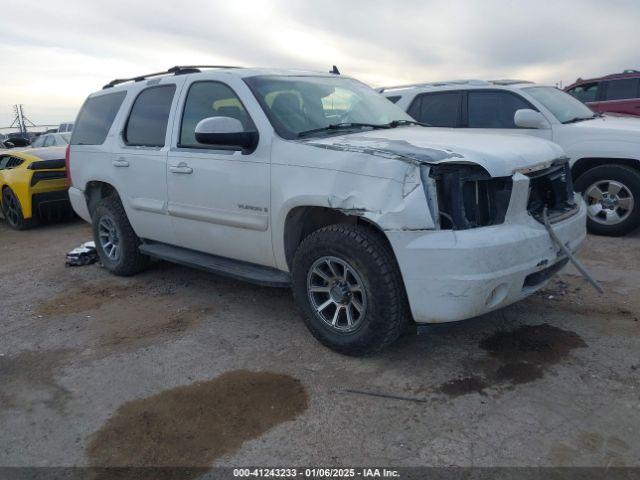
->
[565,69,640,116]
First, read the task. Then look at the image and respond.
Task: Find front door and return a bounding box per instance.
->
[464,90,553,141]
[166,79,273,267]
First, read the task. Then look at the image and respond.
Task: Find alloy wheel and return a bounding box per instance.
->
[98,216,121,261]
[306,256,367,333]
[584,180,634,226]
[3,190,20,227]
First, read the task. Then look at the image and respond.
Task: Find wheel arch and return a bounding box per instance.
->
[282,205,395,271]
[84,180,121,216]
[572,157,640,182]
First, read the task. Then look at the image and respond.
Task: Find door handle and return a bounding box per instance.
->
[112,158,129,167]
[169,162,193,174]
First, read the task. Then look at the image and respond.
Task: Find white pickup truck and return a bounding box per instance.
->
[67,66,586,355]
[381,80,640,236]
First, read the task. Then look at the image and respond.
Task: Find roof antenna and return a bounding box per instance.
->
[330,65,340,75]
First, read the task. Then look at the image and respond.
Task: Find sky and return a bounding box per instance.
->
[1,0,638,128]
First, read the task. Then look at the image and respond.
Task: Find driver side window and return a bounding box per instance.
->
[179,81,255,149]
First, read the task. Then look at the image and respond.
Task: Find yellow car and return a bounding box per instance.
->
[0,146,70,230]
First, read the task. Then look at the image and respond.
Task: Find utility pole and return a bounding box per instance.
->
[9,104,36,136]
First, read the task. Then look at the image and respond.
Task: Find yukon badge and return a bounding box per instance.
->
[238,204,268,213]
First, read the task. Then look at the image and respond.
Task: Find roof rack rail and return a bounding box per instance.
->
[489,79,534,85]
[102,65,242,89]
[378,79,489,93]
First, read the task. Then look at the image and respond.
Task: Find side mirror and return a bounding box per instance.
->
[514,109,549,129]
[194,117,258,154]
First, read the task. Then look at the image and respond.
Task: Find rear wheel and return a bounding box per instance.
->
[292,224,409,356]
[2,187,34,230]
[575,164,640,236]
[91,195,149,276]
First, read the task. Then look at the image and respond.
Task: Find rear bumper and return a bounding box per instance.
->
[32,190,72,218]
[387,198,587,323]
[68,186,91,222]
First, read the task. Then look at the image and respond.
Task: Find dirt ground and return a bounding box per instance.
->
[1,217,639,469]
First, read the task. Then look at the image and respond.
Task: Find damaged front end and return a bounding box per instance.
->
[425,164,513,230]
[523,159,578,224]
[422,157,577,231]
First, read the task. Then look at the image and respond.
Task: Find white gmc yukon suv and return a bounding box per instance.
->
[67,66,586,355]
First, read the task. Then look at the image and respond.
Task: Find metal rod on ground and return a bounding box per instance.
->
[543,207,604,294]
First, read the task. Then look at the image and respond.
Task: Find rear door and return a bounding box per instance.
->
[111,79,184,245]
[166,78,273,266]
[600,78,640,116]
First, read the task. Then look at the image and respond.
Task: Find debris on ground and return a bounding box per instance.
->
[65,241,98,267]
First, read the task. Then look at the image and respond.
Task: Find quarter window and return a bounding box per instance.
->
[71,91,126,145]
[604,79,640,101]
[468,91,531,128]
[179,82,255,148]
[567,83,599,103]
[409,92,462,127]
[125,85,176,147]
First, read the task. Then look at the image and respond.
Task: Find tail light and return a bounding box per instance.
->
[65,144,72,186]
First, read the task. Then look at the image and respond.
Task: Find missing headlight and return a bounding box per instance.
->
[430,164,513,230]
[526,159,577,223]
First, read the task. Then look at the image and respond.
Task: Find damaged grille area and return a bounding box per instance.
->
[526,160,577,223]
[431,165,512,230]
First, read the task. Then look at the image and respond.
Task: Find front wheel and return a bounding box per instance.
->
[575,164,640,236]
[291,224,409,356]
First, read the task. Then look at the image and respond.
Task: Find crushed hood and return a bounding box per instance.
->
[302,126,565,177]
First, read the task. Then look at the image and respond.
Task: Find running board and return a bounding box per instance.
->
[139,242,291,287]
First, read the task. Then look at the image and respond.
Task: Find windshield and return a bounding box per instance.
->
[60,133,71,144]
[244,75,414,139]
[524,86,595,123]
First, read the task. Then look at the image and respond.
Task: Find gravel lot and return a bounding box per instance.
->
[1,218,639,468]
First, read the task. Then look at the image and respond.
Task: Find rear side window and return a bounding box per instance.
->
[468,91,531,128]
[71,92,126,145]
[604,79,640,101]
[567,83,599,103]
[179,81,255,148]
[385,95,401,104]
[409,92,462,127]
[125,85,176,147]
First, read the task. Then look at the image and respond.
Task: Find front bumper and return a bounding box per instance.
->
[386,197,587,323]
